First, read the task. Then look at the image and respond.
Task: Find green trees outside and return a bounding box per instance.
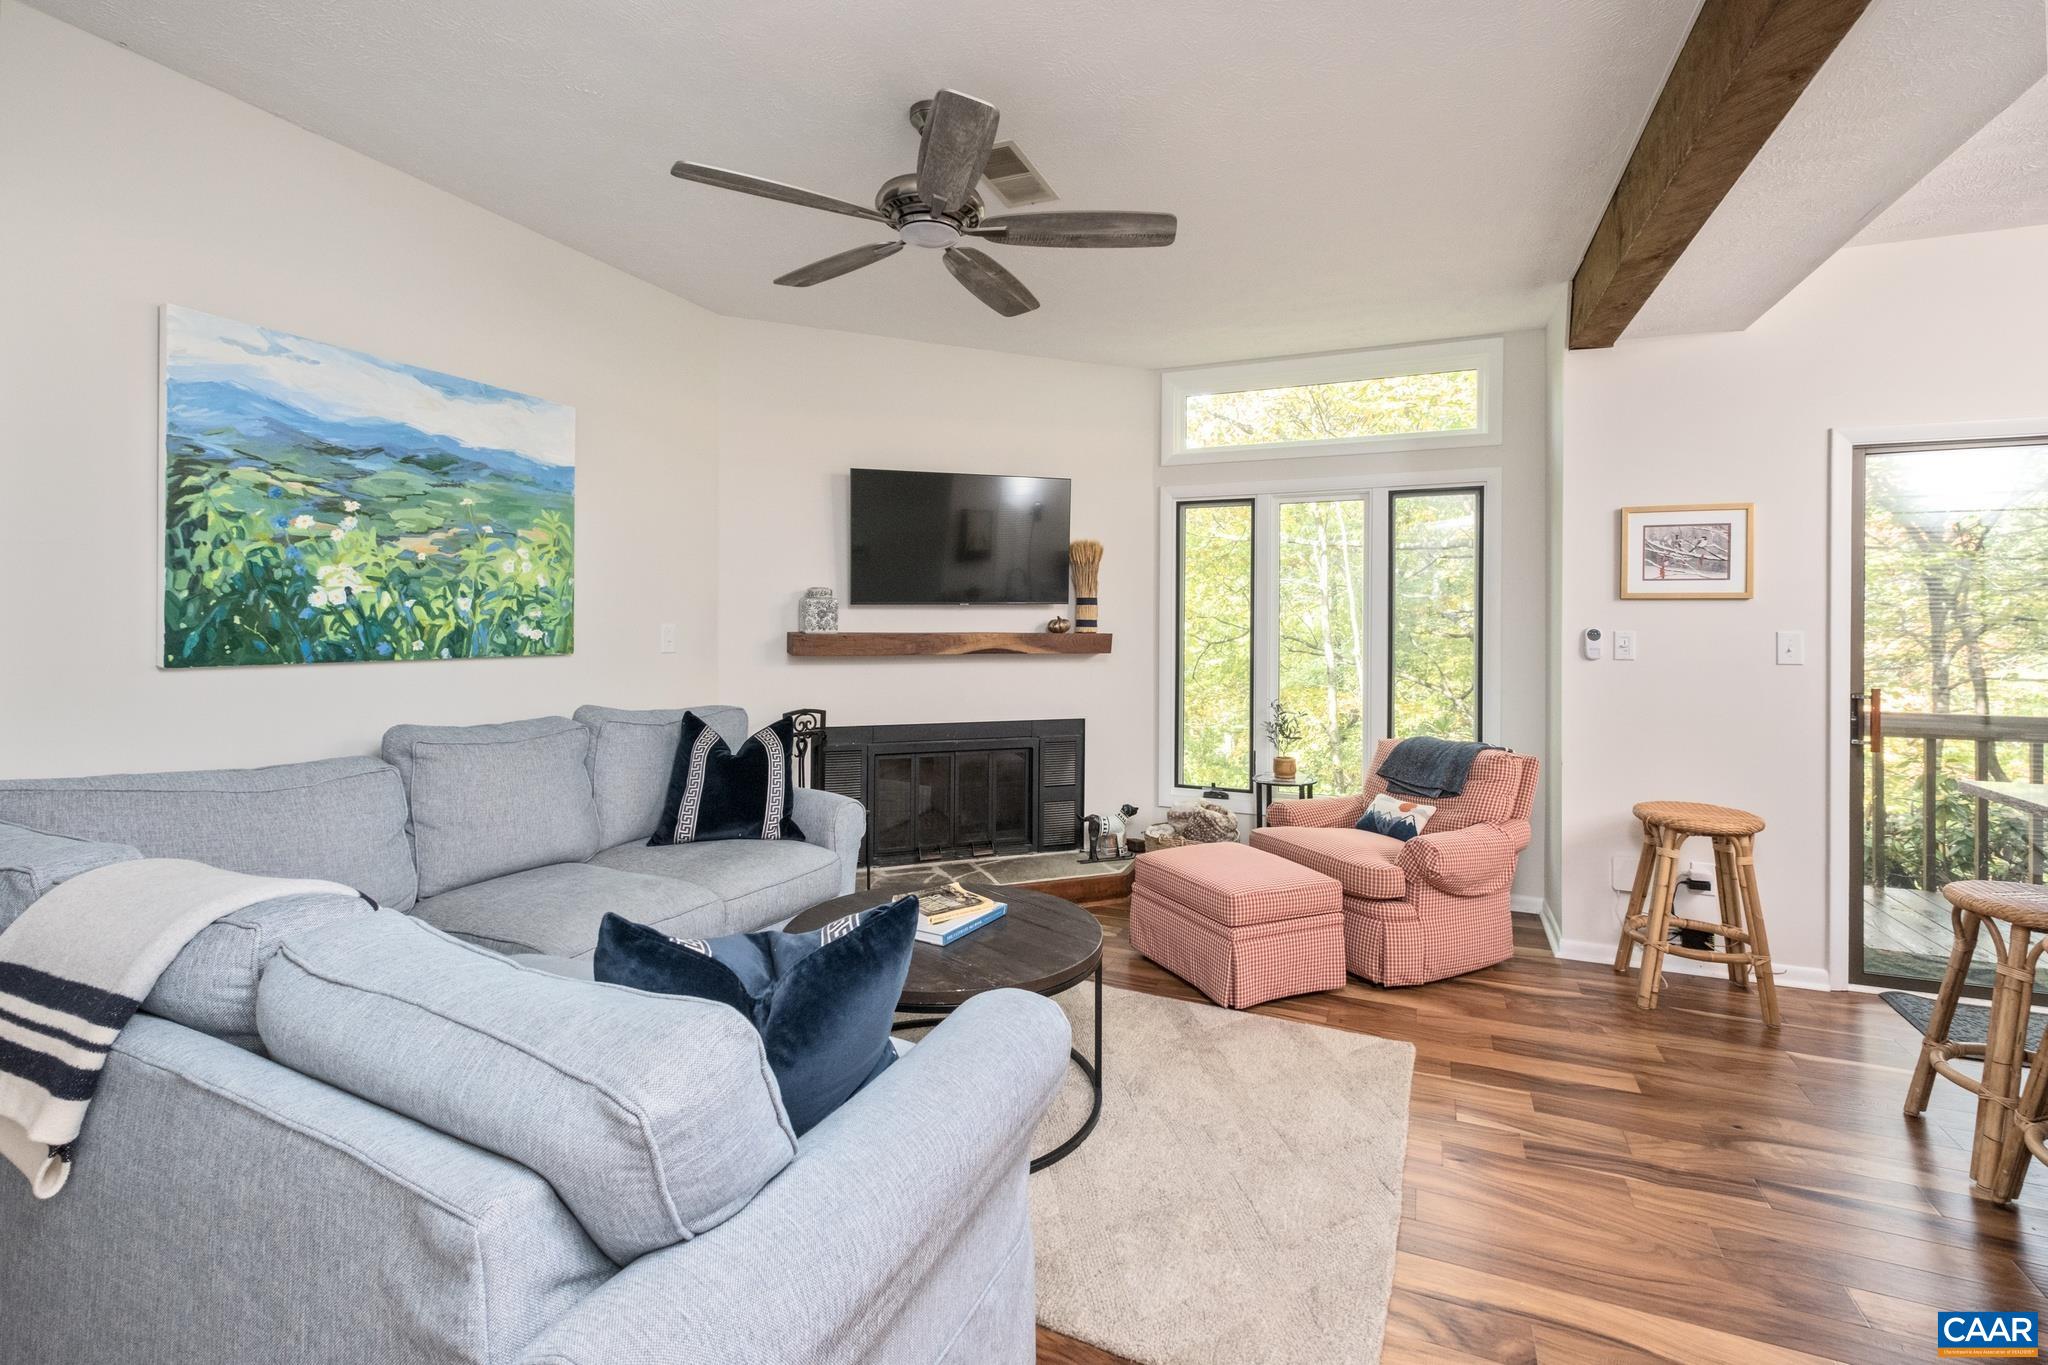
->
[1863,446,2048,891]
[1178,502,1253,789]
[1277,500,1368,791]
[1184,369,1478,451]
[1176,486,1481,795]
[1390,491,1480,742]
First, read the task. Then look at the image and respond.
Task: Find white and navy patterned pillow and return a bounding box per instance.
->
[649,711,803,846]
[1356,792,1437,841]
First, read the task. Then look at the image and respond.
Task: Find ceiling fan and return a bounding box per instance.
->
[670,89,1176,318]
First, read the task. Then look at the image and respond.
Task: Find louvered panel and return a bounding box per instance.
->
[1042,737,1078,789]
[1041,798,1077,849]
[821,748,864,803]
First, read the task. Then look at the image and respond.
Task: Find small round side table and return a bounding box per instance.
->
[1253,773,1317,828]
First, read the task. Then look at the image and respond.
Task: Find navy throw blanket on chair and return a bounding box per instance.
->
[1377,737,1501,800]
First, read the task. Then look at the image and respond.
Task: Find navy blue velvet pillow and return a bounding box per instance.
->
[649,711,803,846]
[593,897,917,1135]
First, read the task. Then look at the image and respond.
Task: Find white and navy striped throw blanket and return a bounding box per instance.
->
[0,858,355,1198]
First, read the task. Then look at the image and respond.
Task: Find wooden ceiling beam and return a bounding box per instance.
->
[1568,0,1872,350]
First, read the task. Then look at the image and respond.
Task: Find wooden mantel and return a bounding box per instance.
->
[786,631,1113,658]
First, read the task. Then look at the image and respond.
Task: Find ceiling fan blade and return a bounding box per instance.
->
[773,241,905,287]
[916,90,999,216]
[670,161,887,223]
[942,246,1039,317]
[971,211,1177,248]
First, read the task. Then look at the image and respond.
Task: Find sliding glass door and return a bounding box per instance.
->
[1851,439,2048,990]
[1166,480,1491,806]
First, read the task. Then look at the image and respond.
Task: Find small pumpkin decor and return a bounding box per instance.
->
[1264,700,1306,780]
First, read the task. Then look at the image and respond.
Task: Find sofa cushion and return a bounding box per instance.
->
[594,897,917,1136]
[0,824,141,932]
[1131,841,1343,927]
[410,862,724,960]
[1249,826,1408,900]
[258,913,798,1265]
[575,704,750,848]
[382,717,601,899]
[0,757,417,911]
[145,891,373,1047]
[591,838,843,930]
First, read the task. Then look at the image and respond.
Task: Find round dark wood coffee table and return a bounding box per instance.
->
[787,883,1103,1171]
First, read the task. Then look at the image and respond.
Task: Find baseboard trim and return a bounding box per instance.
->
[1556,936,1832,994]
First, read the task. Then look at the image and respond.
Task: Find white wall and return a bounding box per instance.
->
[0,1,721,775]
[1157,329,1553,901]
[715,317,1160,812]
[1558,224,2048,984]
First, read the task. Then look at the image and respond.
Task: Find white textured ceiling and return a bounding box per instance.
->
[1855,76,2048,246]
[27,0,1703,369]
[1623,0,2046,340]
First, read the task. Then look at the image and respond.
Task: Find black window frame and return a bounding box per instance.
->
[1174,498,1256,794]
[1386,485,1485,742]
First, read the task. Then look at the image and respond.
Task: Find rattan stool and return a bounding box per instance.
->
[1611,801,1780,1028]
[1904,880,2048,1203]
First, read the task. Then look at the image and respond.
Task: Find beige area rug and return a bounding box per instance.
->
[1029,985,1414,1365]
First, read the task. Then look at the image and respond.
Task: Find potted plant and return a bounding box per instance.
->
[1264,700,1306,780]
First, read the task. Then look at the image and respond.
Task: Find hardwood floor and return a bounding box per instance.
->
[1034,903,2048,1364]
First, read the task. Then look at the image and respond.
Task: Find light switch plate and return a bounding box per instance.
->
[1613,629,1636,661]
[659,624,677,654]
[1776,630,1804,665]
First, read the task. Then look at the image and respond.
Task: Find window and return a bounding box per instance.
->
[1160,475,1497,806]
[1161,338,1503,466]
[1176,501,1254,791]
[1389,489,1482,740]
[1277,499,1370,792]
[1187,372,1479,452]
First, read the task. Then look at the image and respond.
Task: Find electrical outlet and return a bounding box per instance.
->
[1776,630,1804,665]
[658,624,677,654]
[1613,629,1637,661]
[1610,853,1640,892]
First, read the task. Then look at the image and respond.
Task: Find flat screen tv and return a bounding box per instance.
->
[849,468,1073,606]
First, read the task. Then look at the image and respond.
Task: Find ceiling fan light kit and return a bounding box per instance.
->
[670,88,1177,317]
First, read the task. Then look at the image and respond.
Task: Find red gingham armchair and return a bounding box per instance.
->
[1250,739,1539,986]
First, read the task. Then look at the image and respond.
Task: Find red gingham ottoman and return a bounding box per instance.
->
[1129,842,1345,1009]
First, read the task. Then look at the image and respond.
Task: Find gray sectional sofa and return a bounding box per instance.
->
[0,705,1072,1365]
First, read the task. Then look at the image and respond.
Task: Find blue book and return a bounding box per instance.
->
[917,902,1006,945]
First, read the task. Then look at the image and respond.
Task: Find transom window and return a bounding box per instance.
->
[1161,338,1503,466]
[1161,475,1495,806]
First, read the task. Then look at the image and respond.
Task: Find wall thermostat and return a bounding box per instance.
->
[1582,627,1603,660]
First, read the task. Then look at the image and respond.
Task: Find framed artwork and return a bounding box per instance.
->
[1618,503,1753,600]
[160,305,575,668]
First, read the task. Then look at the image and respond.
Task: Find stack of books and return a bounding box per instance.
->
[914,882,1008,945]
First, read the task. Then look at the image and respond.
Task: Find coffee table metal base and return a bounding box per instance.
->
[892,962,1103,1172]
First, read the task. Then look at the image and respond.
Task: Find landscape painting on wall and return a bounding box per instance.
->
[161,305,574,668]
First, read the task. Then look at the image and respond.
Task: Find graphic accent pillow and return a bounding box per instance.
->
[1356,792,1437,841]
[650,711,803,846]
[593,898,917,1135]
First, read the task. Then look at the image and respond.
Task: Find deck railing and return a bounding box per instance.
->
[1872,711,2048,890]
